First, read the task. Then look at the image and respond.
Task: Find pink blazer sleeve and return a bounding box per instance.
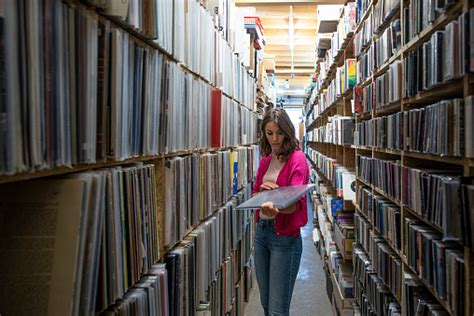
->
[288,152,309,211]
[288,153,309,186]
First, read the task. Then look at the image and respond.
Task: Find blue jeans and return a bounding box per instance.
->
[254,219,303,316]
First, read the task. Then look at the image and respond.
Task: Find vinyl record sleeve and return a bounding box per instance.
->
[234,184,315,210]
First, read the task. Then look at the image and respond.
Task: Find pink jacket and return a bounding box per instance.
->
[252,150,309,236]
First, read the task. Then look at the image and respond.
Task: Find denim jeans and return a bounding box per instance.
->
[254,219,303,316]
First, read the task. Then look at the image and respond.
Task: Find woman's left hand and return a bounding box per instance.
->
[260,201,279,218]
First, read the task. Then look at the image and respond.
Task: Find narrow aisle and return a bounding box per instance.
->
[244,195,332,315]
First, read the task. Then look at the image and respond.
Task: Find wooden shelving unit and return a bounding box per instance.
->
[0,1,260,315]
[307,0,474,314]
[306,5,360,315]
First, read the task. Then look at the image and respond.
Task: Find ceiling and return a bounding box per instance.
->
[235,0,345,105]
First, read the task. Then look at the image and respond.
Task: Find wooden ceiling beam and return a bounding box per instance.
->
[238,1,323,95]
[276,65,314,69]
[264,28,316,37]
[276,63,314,68]
[265,49,315,55]
[275,69,314,74]
[265,44,316,50]
[268,55,315,59]
[274,60,314,64]
[274,53,314,58]
[263,24,317,30]
[265,39,315,45]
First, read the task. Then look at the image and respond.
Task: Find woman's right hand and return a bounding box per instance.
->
[260,182,279,191]
[260,201,279,218]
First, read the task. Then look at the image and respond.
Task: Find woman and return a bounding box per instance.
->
[252,108,309,316]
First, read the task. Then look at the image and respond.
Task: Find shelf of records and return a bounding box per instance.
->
[81,0,258,102]
[354,0,373,34]
[353,209,470,316]
[355,2,473,84]
[354,266,461,316]
[354,59,403,111]
[403,20,473,100]
[311,176,355,315]
[321,60,357,109]
[305,63,356,129]
[356,186,402,252]
[323,0,474,120]
[354,219,403,301]
[354,97,474,158]
[164,146,259,249]
[352,244,402,316]
[356,154,474,248]
[403,0,464,49]
[307,148,357,204]
[353,7,474,105]
[354,5,401,62]
[311,57,356,113]
[307,116,355,146]
[0,150,259,316]
[1,27,259,178]
[314,3,357,94]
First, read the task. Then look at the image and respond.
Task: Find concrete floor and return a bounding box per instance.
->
[244,197,332,316]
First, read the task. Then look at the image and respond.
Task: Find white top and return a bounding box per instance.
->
[260,155,286,219]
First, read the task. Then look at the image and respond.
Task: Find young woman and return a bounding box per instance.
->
[252,108,309,316]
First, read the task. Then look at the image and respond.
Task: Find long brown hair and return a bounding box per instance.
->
[259,108,299,161]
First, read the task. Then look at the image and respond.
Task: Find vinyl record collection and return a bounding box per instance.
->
[0,0,262,315]
[356,155,402,202]
[404,271,450,316]
[305,0,474,313]
[354,112,403,149]
[316,2,356,82]
[354,96,474,156]
[308,148,356,202]
[355,18,401,74]
[86,0,258,107]
[403,98,466,157]
[312,176,355,312]
[0,164,160,315]
[404,9,474,97]
[405,218,465,315]
[164,188,255,316]
[353,245,401,316]
[164,146,259,249]
[307,116,354,146]
[357,187,401,250]
[402,166,474,246]
[0,157,258,316]
[0,0,257,176]
[356,218,403,300]
[102,184,256,316]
